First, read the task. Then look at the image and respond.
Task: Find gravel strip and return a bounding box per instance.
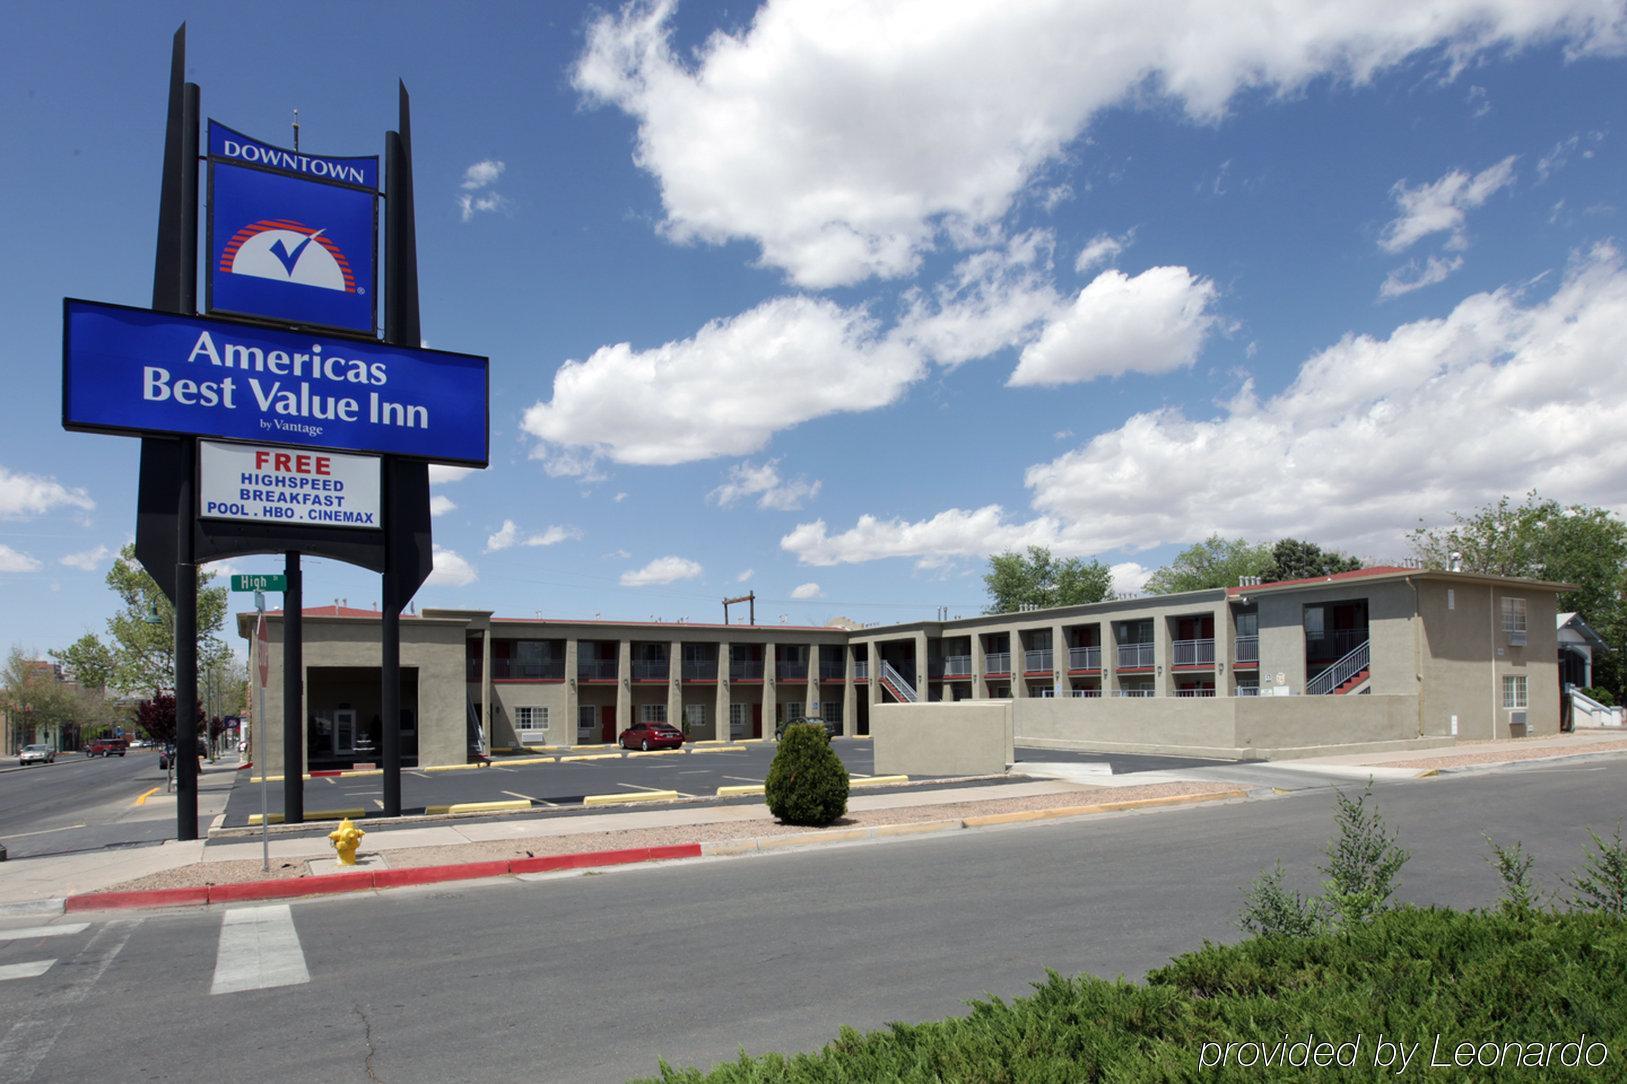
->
[99,781,1236,892]
[1385,739,1627,771]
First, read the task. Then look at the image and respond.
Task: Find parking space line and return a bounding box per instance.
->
[502,790,556,808]
[616,783,672,792]
[722,775,765,784]
[0,960,56,982]
[1,823,87,840]
[133,787,160,806]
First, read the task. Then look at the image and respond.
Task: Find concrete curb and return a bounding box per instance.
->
[582,790,679,807]
[34,788,1248,916]
[61,843,705,913]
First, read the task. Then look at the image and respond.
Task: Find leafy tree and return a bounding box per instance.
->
[1144,535,1272,594]
[134,692,204,748]
[1262,538,1362,583]
[0,649,78,746]
[1410,492,1627,697]
[983,547,1114,613]
[50,633,115,692]
[103,543,229,695]
[200,652,249,718]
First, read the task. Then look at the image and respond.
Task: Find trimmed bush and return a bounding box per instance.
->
[642,909,1627,1082]
[765,722,849,827]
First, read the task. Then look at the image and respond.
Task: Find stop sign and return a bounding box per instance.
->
[256,614,269,688]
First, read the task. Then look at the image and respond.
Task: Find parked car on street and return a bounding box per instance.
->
[87,737,128,757]
[617,722,685,751]
[18,744,55,766]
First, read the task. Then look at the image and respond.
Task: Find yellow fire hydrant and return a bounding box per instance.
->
[328,817,365,866]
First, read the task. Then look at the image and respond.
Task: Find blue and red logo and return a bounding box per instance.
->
[218,219,361,294]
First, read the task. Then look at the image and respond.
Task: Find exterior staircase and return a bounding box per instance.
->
[1306,640,1370,696]
[879,660,918,703]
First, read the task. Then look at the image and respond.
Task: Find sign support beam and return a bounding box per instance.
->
[283,551,304,824]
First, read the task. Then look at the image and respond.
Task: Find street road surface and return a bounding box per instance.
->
[1,757,1620,1083]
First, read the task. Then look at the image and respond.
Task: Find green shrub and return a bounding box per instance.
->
[1319,783,1409,928]
[764,722,849,827]
[641,909,1627,1082]
[1486,835,1540,915]
[1238,861,1325,938]
[1580,686,1617,707]
[1567,823,1627,917]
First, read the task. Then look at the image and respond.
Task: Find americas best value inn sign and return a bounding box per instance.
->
[199,441,381,529]
[62,299,487,465]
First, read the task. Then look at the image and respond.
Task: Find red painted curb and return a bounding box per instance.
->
[372,860,512,890]
[209,870,375,903]
[61,841,706,912]
[66,886,210,911]
[308,769,344,778]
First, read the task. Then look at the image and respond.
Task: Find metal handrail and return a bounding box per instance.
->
[1306,639,1370,695]
[489,658,566,680]
[681,660,718,680]
[577,658,617,680]
[852,660,869,680]
[1234,635,1259,663]
[942,654,972,677]
[631,659,669,681]
[1068,645,1102,670]
[1070,688,1102,698]
[1174,687,1215,697]
[983,651,1011,674]
[1307,627,1368,659]
[1235,685,1262,697]
[776,660,809,679]
[880,659,918,702]
[1116,642,1156,669]
[1172,638,1214,666]
[730,659,764,680]
[1113,688,1156,698]
[1024,649,1053,673]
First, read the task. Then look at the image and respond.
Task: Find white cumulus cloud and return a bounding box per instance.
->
[458,159,509,222]
[429,495,457,517]
[1075,230,1133,274]
[709,459,823,511]
[781,506,1071,568]
[736,568,754,583]
[0,466,94,519]
[575,0,1619,287]
[0,544,42,573]
[425,546,477,588]
[1009,266,1220,385]
[428,465,476,485]
[59,545,113,572]
[621,555,703,587]
[790,582,823,600]
[523,295,923,466]
[1379,254,1466,300]
[893,230,1062,368]
[1380,156,1518,253]
[485,519,583,552]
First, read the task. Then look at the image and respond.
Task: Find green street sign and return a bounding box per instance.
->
[231,574,286,592]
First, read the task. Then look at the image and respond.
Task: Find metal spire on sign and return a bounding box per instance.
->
[292,107,300,151]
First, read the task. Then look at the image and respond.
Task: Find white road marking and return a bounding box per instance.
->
[0,924,89,943]
[0,961,55,982]
[1,824,87,840]
[501,790,555,807]
[722,775,765,784]
[209,904,310,995]
[616,783,670,792]
[0,919,139,1083]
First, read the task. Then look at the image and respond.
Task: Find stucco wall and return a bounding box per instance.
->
[873,701,1013,776]
[1418,581,1560,740]
[1013,696,1237,751]
[1234,694,1419,751]
[1246,579,1416,696]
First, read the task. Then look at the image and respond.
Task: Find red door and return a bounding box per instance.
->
[752,703,762,739]
[601,705,617,743]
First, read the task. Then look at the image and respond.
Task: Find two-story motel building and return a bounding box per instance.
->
[240,565,1567,775]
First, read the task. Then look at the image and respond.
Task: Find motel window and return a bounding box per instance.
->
[820,702,841,723]
[683,703,706,727]
[515,706,548,731]
[1501,597,1527,635]
[780,702,804,723]
[1503,676,1528,709]
[728,703,747,727]
[638,704,666,724]
[577,705,596,737]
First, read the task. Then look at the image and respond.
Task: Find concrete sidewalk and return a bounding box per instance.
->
[1278,728,1627,772]
[0,778,1106,907]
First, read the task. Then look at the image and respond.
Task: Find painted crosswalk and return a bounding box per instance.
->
[0,960,55,982]
[0,924,88,944]
[209,904,311,995]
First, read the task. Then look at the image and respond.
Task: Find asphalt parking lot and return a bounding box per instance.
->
[221,738,942,827]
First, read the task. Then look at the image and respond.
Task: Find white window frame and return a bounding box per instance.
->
[729,702,748,738]
[515,706,548,731]
[1501,597,1527,644]
[683,703,706,727]
[577,704,597,738]
[638,704,666,724]
[1502,675,1528,709]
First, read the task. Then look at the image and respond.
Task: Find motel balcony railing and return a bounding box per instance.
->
[1307,627,1368,660]
[935,655,973,679]
[490,658,565,681]
[1024,649,1053,673]
[730,659,765,681]
[577,659,618,681]
[1174,687,1216,697]
[852,660,869,680]
[1116,642,1157,669]
[1113,688,1156,698]
[1234,635,1259,663]
[1172,638,1215,667]
[819,662,846,681]
[631,659,669,681]
[681,660,718,681]
[983,652,1012,674]
[1068,645,1102,670]
[1236,685,1263,697]
[776,659,809,680]
[1070,688,1103,698]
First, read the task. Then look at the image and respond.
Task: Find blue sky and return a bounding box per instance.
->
[3,0,1626,663]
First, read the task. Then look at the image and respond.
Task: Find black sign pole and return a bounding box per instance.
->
[282,551,304,823]
[146,26,202,841]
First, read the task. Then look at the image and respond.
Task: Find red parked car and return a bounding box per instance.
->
[618,722,685,751]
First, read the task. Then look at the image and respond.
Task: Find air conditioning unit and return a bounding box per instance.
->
[1508,709,1528,736]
